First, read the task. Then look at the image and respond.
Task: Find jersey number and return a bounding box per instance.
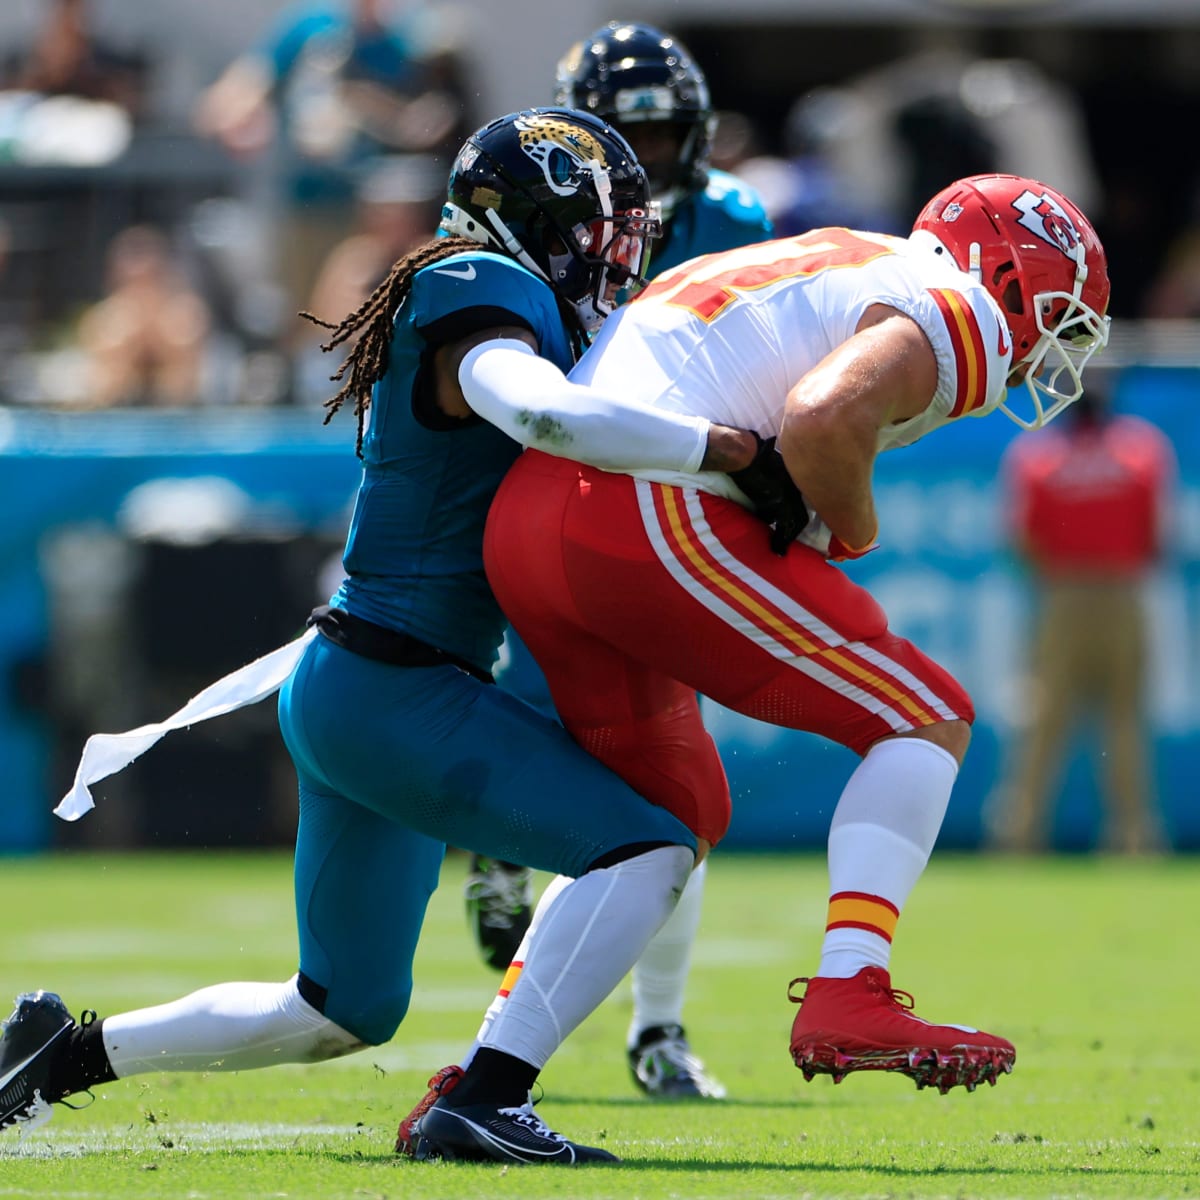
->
[639,229,896,323]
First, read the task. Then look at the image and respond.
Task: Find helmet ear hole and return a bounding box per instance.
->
[1000,276,1023,317]
[541,227,569,256]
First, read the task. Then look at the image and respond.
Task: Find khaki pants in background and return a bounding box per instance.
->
[990,579,1164,854]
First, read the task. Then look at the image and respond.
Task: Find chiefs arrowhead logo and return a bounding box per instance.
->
[1012,189,1081,259]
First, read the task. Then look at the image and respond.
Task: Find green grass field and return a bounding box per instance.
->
[1,850,1197,1199]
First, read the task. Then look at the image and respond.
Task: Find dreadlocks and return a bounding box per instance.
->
[301,236,497,457]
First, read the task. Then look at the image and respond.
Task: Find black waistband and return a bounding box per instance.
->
[307,605,493,685]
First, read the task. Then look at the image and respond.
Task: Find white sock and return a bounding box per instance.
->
[817,738,958,979]
[628,857,707,1046]
[480,845,692,1069]
[101,975,365,1076]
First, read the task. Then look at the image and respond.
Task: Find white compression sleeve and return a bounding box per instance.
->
[629,856,707,1040]
[459,340,710,473]
[481,845,694,1069]
[467,860,707,1063]
[101,976,365,1076]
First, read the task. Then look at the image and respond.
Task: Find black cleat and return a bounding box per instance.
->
[628,1024,727,1099]
[413,1095,618,1165]
[0,991,77,1132]
[464,856,534,971]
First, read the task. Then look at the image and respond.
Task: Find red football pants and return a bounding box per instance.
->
[485,451,974,846]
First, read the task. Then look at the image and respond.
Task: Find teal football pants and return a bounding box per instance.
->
[278,634,694,1043]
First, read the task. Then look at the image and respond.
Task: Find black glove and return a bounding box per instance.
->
[728,434,809,556]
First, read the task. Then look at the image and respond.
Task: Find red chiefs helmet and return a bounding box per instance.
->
[912,174,1110,429]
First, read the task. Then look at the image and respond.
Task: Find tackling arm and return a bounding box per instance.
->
[445,336,759,474]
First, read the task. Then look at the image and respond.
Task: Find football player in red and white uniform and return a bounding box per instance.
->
[467,174,1110,1093]
[461,21,776,1107]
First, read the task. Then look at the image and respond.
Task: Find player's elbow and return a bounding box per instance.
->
[778,398,842,477]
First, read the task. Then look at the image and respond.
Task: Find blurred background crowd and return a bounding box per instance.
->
[2,0,1200,856]
[4,0,1200,410]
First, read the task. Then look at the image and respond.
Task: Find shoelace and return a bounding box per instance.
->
[12,1090,53,1137]
[498,1096,566,1143]
[880,984,915,1011]
[787,975,917,1012]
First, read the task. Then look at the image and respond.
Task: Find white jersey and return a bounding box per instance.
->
[571,227,1014,501]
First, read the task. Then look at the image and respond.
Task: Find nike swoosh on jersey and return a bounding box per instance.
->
[998,326,1011,357]
[435,263,477,281]
[0,1022,72,1094]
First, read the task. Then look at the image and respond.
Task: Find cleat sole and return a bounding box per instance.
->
[792,1039,1015,1095]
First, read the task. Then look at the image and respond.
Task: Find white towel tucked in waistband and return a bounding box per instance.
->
[55,627,318,822]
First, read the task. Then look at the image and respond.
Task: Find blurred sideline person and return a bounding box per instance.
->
[988,379,1176,854]
[293,152,445,404]
[74,224,213,408]
[398,173,1111,1133]
[305,153,443,321]
[2,0,146,119]
[463,21,773,1102]
[0,109,780,1167]
[193,0,468,319]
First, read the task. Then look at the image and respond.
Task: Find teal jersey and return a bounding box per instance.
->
[648,168,773,279]
[332,250,577,672]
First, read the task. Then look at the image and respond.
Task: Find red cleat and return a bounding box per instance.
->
[394,1063,466,1156]
[788,967,1015,1094]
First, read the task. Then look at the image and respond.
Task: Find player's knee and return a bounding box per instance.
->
[585,839,693,872]
[584,843,695,913]
[906,718,972,765]
[303,1019,372,1060]
[301,973,412,1048]
[327,997,410,1047]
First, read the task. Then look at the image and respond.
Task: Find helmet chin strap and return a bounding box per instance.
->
[554,159,620,333]
[571,295,608,335]
[438,200,554,287]
[587,158,614,221]
[482,208,552,284]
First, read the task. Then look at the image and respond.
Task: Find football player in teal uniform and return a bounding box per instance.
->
[1,108,772,1166]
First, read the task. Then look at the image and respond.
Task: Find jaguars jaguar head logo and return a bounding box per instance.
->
[515,114,608,197]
